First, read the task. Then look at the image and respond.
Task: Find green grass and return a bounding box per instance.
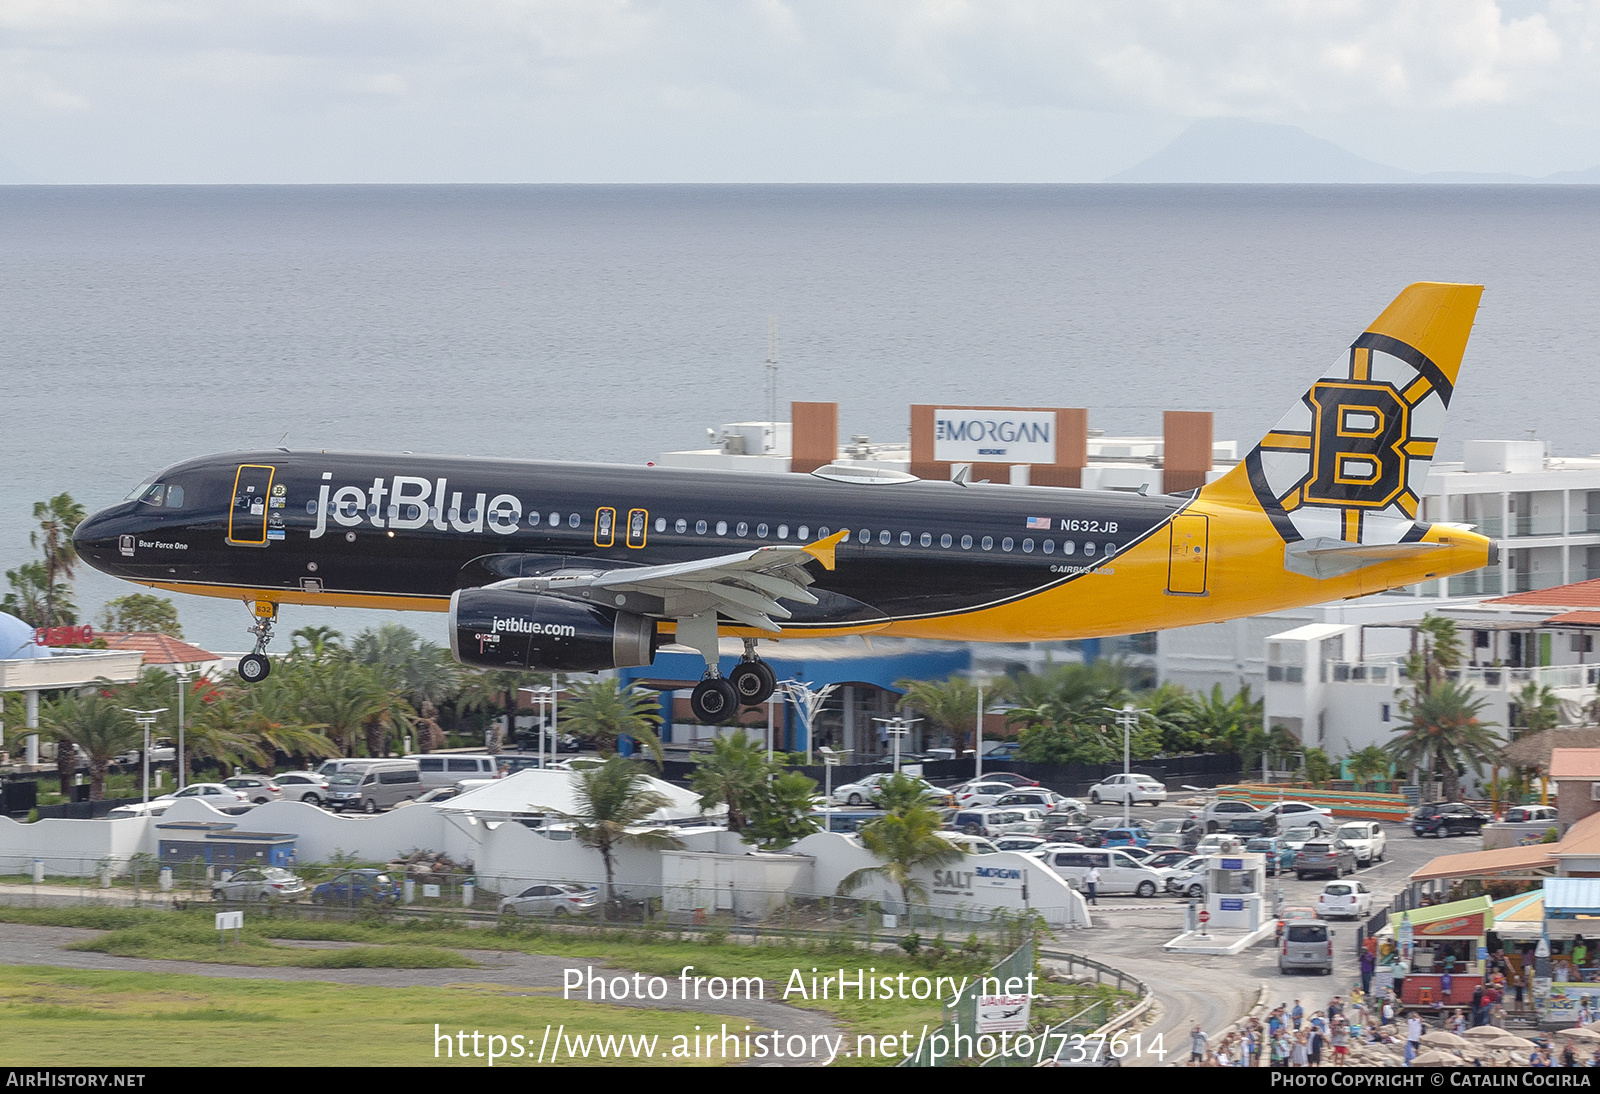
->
[0,965,750,1066]
[0,905,1005,1064]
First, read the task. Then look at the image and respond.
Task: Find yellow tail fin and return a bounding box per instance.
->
[1202,282,1483,547]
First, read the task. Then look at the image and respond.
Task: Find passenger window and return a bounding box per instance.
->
[899,532,911,546]
[655,518,666,532]
[695,520,707,534]
[165,485,184,508]
[568,513,581,528]
[756,523,768,537]
[961,535,973,549]
[1043,540,1055,554]
[817,526,829,538]
[1084,542,1097,556]
[716,521,728,535]
[798,525,809,539]
[920,533,932,547]
[548,512,560,526]
[981,536,993,550]
[1022,538,1033,553]
[777,524,788,539]
[1062,541,1075,555]
[858,529,870,543]
[736,522,748,536]
[1001,537,1013,552]
[879,530,891,545]
[941,534,952,548]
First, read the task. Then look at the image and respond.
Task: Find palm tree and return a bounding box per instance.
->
[41,692,140,800]
[1389,678,1502,801]
[299,659,393,756]
[1404,614,1465,696]
[1512,681,1561,738]
[559,677,664,765]
[1188,684,1264,754]
[458,668,545,753]
[896,675,1001,757]
[2,560,73,627]
[689,731,771,833]
[1344,743,1392,789]
[31,493,86,627]
[290,625,344,661]
[839,779,965,914]
[566,756,684,903]
[747,771,822,850]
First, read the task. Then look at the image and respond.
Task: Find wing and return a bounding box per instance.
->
[484,530,849,632]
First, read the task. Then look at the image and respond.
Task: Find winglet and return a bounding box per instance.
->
[803,529,851,571]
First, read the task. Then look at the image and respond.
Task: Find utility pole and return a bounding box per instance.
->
[174,667,191,790]
[1104,704,1142,826]
[124,708,167,805]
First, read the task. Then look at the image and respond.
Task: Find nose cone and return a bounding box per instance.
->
[73,505,133,577]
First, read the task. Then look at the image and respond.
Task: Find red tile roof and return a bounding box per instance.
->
[100,632,218,665]
[1550,748,1600,782]
[1486,579,1600,609]
[1546,611,1600,627]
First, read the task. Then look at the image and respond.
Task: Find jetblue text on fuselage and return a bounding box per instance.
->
[308,473,526,539]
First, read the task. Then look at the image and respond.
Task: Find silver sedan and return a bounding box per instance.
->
[212,867,307,902]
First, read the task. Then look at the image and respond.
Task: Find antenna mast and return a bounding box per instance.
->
[765,316,779,454]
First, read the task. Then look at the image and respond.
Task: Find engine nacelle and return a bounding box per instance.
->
[448,589,659,672]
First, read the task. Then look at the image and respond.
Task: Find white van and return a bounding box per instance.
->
[1038,848,1167,898]
[405,753,499,792]
[324,759,423,813]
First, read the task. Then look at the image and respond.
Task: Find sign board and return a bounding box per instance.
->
[214,911,243,931]
[934,410,1056,464]
[1220,898,1244,912]
[1198,910,1211,923]
[1221,858,1243,871]
[35,625,94,647]
[422,884,441,899]
[975,993,1031,1034]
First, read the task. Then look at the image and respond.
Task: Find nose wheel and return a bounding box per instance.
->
[238,599,278,684]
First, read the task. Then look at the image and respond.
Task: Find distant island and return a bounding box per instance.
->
[1108,118,1600,184]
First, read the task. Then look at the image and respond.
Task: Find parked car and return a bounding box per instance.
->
[1411,802,1491,838]
[154,783,248,805]
[982,743,1023,762]
[1503,804,1558,825]
[1335,821,1387,864]
[1042,824,1104,848]
[1245,837,1296,876]
[1196,833,1247,855]
[1258,801,1334,831]
[117,737,177,765]
[992,789,1085,821]
[949,808,1039,838]
[1316,880,1373,919]
[1223,813,1279,837]
[310,869,401,906]
[325,760,423,813]
[272,771,330,806]
[1145,849,1196,871]
[212,867,307,902]
[1146,817,1203,851]
[1193,799,1266,833]
[1280,826,1322,856]
[1100,825,1152,849]
[1115,845,1157,863]
[1294,840,1358,880]
[222,775,283,805]
[942,832,1002,854]
[1037,847,1168,897]
[970,770,1037,788]
[406,753,499,791]
[832,772,948,807]
[954,781,1029,808]
[1087,773,1167,806]
[1162,856,1208,899]
[992,835,1049,853]
[1277,905,1319,939]
[106,800,171,819]
[499,882,599,917]
[1280,919,1335,975]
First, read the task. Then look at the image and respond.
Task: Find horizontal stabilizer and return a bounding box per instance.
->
[1284,537,1445,579]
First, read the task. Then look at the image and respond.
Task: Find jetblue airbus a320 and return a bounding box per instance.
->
[75,283,1495,721]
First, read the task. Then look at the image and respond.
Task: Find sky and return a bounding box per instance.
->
[1,0,1599,182]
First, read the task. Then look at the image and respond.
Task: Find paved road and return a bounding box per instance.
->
[1068,806,1474,1063]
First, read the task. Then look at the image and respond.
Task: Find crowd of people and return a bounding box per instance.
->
[1185,987,1600,1067]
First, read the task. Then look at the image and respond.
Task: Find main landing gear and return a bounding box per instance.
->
[686,634,778,722]
[237,599,278,684]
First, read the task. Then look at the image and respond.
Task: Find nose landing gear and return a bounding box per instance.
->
[237,599,278,683]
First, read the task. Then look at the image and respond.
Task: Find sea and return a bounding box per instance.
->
[2,183,1598,653]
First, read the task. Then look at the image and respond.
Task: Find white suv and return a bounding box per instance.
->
[1088,773,1167,806]
[1335,820,1386,864]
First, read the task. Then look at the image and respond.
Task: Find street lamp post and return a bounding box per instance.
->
[123,707,168,805]
[1104,704,1142,826]
[873,716,918,775]
[820,746,840,831]
[174,666,192,790]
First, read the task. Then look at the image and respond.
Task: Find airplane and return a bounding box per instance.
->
[74,282,1494,723]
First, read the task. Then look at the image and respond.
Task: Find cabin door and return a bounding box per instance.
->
[1166,513,1209,595]
[227,464,277,546]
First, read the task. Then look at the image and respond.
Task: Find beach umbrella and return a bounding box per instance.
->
[1559,1027,1600,1042]
[1421,1030,1472,1049]
[1485,1034,1537,1051]
[1462,1025,1509,1040]
[1410,1049,1464,1066]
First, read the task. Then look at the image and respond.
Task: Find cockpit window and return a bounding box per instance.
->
[138,484,166,506]
[165,485,183,508]
[126,481,184,508]
[125,482,154,502]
